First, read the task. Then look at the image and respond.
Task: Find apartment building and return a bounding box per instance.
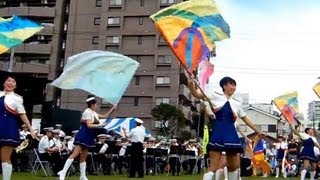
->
[0,0,196,131]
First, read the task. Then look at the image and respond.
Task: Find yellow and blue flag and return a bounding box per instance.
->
[150,0,230,72]
[0,16,43,54]
[51,50,139,105]
[313,82,320,98]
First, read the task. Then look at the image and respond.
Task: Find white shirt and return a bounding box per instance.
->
[38,135,50,154]
[67,138,74,152]
[129,126,146,143]
[274,142,288,150]
[119,144,127,156]
[208,91,246,119]
[19,130,30,140]
[51,137,63,149]
[0,91,26,114]
[82,108,99,121]
[98,143,108,154]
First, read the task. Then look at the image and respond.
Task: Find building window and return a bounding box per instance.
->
[96,0,102,7]
[161,0,174,4]
[107,17,120,25]
[156,76,170,85]
[135,76,140,85]
[109,0,122,6]
[158,36,166,43]
[156,97,170,105]
[138,36,142,44]
[268,125,277,132]
[134,97,139,106]
[140,0,145,6]
[158,55,172,64]
[106,36,120,44]
[94,17,101,25]
[92,36,99,44]
[139,17,144,25]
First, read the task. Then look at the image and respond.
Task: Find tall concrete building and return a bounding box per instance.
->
[0,0,196,131]
[308,101,320,121]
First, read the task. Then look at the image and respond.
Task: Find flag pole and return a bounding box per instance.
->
[8,48,15,72]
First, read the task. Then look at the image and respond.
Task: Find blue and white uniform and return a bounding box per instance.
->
[0,91,25,147]
[74,108,100,148]
[207,91,246,153]
[274,141,288,161]
[299,133,319,162]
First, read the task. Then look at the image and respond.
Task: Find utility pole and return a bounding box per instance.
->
[8,48,15,72]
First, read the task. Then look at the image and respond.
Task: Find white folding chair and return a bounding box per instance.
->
[31,148,52,176]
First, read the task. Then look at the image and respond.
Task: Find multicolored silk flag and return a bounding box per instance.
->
[0,16,43,54]
[273,91,299,124]
[313,82,320,98]
[197,60,214,90]
[150,0,230,72]
[51,50,140,105]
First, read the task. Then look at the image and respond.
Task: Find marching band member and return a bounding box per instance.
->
[0,75,36,180]
[123,119,147,178]
[19,124,31,140]
[58,95,116,180]
[38,127,55,160]
[50,129,67,176]
[67,130,78,153]
[168,139,181,176]
[118,137,129,175]
[145,137,162,175]
[55,124,66,138]
[182,139,198,175]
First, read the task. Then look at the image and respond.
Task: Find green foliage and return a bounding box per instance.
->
[179,130,193,140]
[151,103,186,136]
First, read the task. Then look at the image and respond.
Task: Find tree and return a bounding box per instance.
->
[151,103,185,137]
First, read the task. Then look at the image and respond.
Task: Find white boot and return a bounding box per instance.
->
[228,170,240,180]
[58,158,74,180]
[301,169,307,180]
[275,167,279,178]
[2,162,12,180]
[203,171,214,180]
[310,171,316,180]
[80,162,88,180]
[215,169,222,180]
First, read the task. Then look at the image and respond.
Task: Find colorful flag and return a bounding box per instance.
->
[253,139,264,161]
[313,82,320,98]
[0,16,43,54]
[252,138,271,174]
[150,0,230,72]
[51,50,140,105]
[273,91,299,124]
[197,59,214,90]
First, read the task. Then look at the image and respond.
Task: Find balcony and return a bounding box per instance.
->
[14,44,52,54]
[0,6,55,17]
[179,84,190,99]
[179,105,191,120]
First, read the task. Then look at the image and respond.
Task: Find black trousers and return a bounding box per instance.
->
[169,157,180,176]
[129,142,144,178]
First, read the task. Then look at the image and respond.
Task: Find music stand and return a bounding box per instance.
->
[185,150,196,157]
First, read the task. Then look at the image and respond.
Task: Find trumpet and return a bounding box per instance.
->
[15,139,29,153]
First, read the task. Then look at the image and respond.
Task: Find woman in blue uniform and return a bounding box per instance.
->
[58,95,115,180]
[290,124,320,180]
[188,75,262,180]
[273,135,287,178]
[0,75,36,180]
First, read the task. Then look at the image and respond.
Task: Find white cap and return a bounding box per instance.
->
[52,129,60,134]
[72,130,79,134]
[64,136,72,140]
[97,134,107,138]
[135,118,143,124]
[149,137,156,141]
[106,134,112,139]
[55,124,62,128]
[171,139,177,143]
[43,127,54,132]
[86,96,95,102]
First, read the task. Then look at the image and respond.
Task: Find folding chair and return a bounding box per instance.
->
[31,148,52,176]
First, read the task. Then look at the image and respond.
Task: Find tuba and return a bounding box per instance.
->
[15,139,29,153]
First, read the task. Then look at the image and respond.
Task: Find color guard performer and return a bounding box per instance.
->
[0,75,37,180]
[188,75,262,180]
[58,95,116,180]
[290,124,320,180]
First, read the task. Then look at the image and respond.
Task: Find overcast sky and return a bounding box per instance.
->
[206,0,320,119]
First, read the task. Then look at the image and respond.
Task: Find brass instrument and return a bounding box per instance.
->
[15,139,29,153]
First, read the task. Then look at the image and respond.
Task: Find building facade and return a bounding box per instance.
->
[308,101,320,121]
[0,0,196,131]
